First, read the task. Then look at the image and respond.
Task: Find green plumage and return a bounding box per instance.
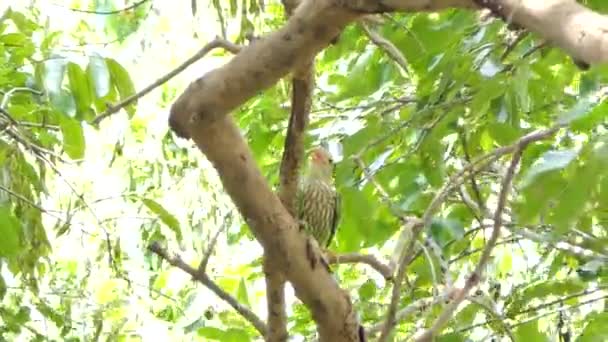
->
[296,167,340,248]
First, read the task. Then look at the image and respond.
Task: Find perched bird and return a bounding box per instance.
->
[297,147,341,248]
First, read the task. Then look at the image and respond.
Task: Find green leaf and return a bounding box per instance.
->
[420,135,445,188]
[59,117,85,159]
[430,218,464,247]
[548,147,605,234]
[358,279,377,300]
[514,320,549,342]
[341,116,382,157]
[487,122,520,146]
[557,96,596,125]
[470,78,505,116]
[515,171,566,224]
[50,89,77,117]
[42,58,66,96]
[520,149,578,188]
[0,206,21,258]
[87,55,110,97]
[66,62,93,119]
[437,333,465,342]
[197,327,250,341]
[106,58,136,117]
[506,279,586,317]
[0,32,27,45]
[512,64,531,113]
[142,199,182,241]
[577,312,608,342]
[330,49,383,101]
[237,278,250,308]
[198,326,225,339]
[0,274,6,299]
[40,31,61,55]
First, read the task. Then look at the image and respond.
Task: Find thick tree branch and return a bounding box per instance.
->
[263,261,288,342]
[480,0,608,66]
[177,114,362,341]
[169,1,358,138]
[92,37,241,125]
[148,242,267,336]
[264,2,317,340]
[169,0,608,138]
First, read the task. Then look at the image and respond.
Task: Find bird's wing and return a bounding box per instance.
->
[326,189,341,247]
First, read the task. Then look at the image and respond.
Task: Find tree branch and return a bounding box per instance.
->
[328,253,394,280]
[175,114,362,340]
[368,294,450,336]
[415,144,525,341]
[148,242,267,336]
[360,22,409,75]
[92,37,241,125]
[263,1,317,339]
[479,0,608,66]
[198,212,232,273]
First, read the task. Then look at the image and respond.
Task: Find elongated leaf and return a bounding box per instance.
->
[59,117,85,159]
[578,312,608,342]
[42,58,66,96]
[520,149,578,188]
[87,55,111,97]
[66,62,92,119]
[557,96,596,124]
[106,58,136,117]
[0,206,21,258]
[237,278,250,308]
[142,199,182,241]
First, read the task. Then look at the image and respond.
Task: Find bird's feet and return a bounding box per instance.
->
[305,237,332,273]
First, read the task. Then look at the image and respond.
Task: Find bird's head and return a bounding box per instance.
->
[307,147,334,181]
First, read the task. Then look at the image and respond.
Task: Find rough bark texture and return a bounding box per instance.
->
[266,63,314,342]
[263,256,288,341]
[494,0,608,65]
[265,1,315,340]
[183,114,360,340]
[278,64,313,216]
[169,1,359,139]
[170,0,608,138]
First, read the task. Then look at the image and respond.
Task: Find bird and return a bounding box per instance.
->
[296,146,341,248]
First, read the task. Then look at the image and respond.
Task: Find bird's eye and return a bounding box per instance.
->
[328,157,334,163]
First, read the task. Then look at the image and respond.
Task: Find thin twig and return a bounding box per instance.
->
[56,0,150,15]
[367,294,449,336]
[451,292,608,336]
[377,219,423,342]
[91,37,242,125]
[0,184,58,216]
[1,87,43,109]
[148,242,267,336]
[415,145,525,342]
[381,125,564,340]
[328,252,393,280]
[360,23,409,75]
[198,212,233,273]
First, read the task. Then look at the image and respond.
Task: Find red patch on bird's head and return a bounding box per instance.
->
[310,147,332,165]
